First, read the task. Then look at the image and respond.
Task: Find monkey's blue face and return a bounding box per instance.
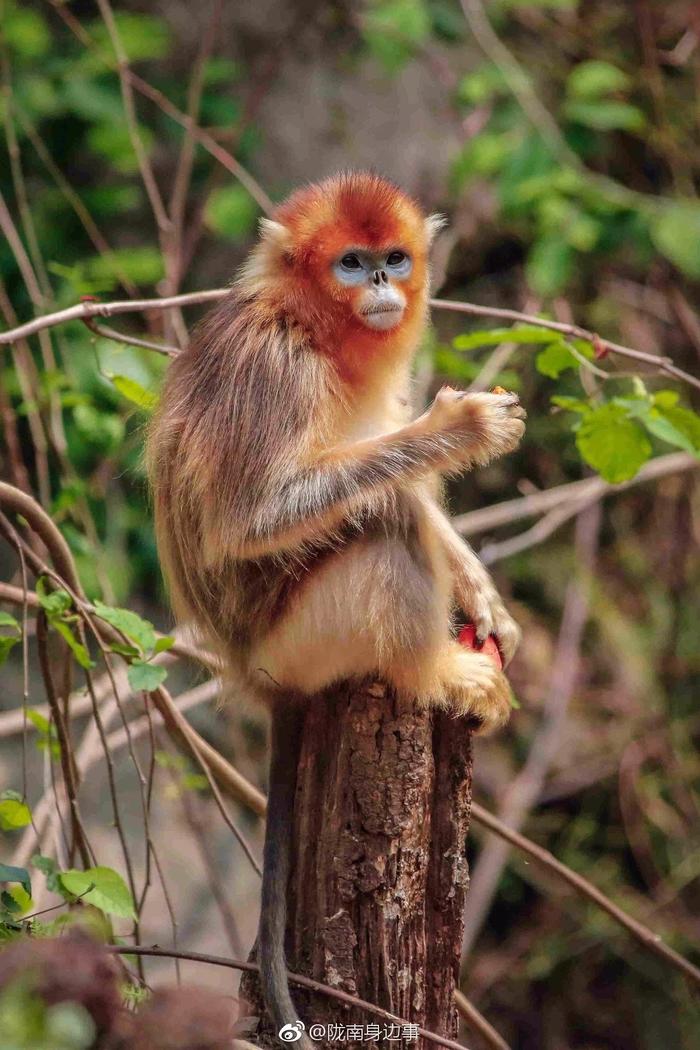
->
[332,249,413,330]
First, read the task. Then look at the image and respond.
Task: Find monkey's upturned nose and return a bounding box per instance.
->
[372,269,388,286]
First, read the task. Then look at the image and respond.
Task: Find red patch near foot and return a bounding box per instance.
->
[457,623,503,671]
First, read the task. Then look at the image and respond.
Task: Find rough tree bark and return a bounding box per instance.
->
[241,679,473,1049]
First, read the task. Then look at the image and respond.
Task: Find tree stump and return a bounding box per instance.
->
[240,679,473,1049]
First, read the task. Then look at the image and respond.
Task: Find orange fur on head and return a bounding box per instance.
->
[243,172,438,387]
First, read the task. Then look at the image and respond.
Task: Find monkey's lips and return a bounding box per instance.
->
[360,302,405,330]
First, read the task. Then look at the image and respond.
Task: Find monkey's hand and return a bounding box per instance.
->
[422,387,525,470]
[465,587,521,668]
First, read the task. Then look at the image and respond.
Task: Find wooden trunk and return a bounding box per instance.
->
[241,680,473,1048]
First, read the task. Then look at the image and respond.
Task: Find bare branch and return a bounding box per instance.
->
[430,297,700,392]
[0,288,227,345]
[453,452,699,536]
[109,945,472,1050]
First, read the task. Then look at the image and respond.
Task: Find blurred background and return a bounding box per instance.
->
[0,2,699,1049]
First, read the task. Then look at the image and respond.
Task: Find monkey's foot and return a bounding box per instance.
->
[433,645,512,734]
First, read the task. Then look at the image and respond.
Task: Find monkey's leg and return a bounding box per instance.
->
[227,390,525,561]
[390,641,512,734]
[250,530,511,731]
[418,496,521,665]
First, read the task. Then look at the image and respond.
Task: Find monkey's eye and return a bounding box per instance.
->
[340,253,362,270]
[386,251,407,267]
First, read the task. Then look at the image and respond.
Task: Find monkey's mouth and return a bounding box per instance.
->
[362,303,403,316]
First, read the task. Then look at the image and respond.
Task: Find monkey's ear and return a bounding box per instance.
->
[425,213,448,245]
[258,218,293,253]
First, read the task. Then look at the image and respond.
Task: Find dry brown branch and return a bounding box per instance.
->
[453,451,698,536]
[109,945,473,1050]
[430,297,700,392]
[454,991,510,1050]
[0,288,227,344]
[3,286,698,393]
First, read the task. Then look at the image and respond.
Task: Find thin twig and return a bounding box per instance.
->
[454,991,510,1050]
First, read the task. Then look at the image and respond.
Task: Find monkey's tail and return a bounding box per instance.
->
[259,701,314,1050]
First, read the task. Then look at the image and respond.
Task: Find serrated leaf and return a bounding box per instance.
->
[93,600,157,654]
[575,403,652,482]
[0,864,31,898]
[0,796,32,831]
[453,325,558,351]
[536,341,577,378]
[127,660,168,692]
[59,865,136,919]
[108,373,158,412]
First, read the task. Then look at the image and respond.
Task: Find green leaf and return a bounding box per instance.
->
[84,247,164,289]
[52,620,95,670]
[33,854,60,893]
[640,404,700,455]
[567,60,630,99]
[205,185,260,241]
[86,120,155,176]
[0,611,20,631]
[0,864,31,898]
[651,202,700,279]
[2,884,32,916]
[564,100,646,133]
[36,579,72,617]
[153,635,175,654]
[3,8,51,59]
[0,795,32,831]
[107,373,158,413]
[554,394,591,415]
[0,636,20,666]
[26,710,60,759]
[86,12,172,64]
[453,325,558,351]
[575,403,652,482]
[526,237,575,297]
[536,341,577,378]
[127,660,168,692]
[93,600,157,655]
[362,0,430,72]
[59,865,136,919]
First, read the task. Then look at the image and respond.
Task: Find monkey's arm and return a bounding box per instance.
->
[231,389,525,561]
[420,497,521,665]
